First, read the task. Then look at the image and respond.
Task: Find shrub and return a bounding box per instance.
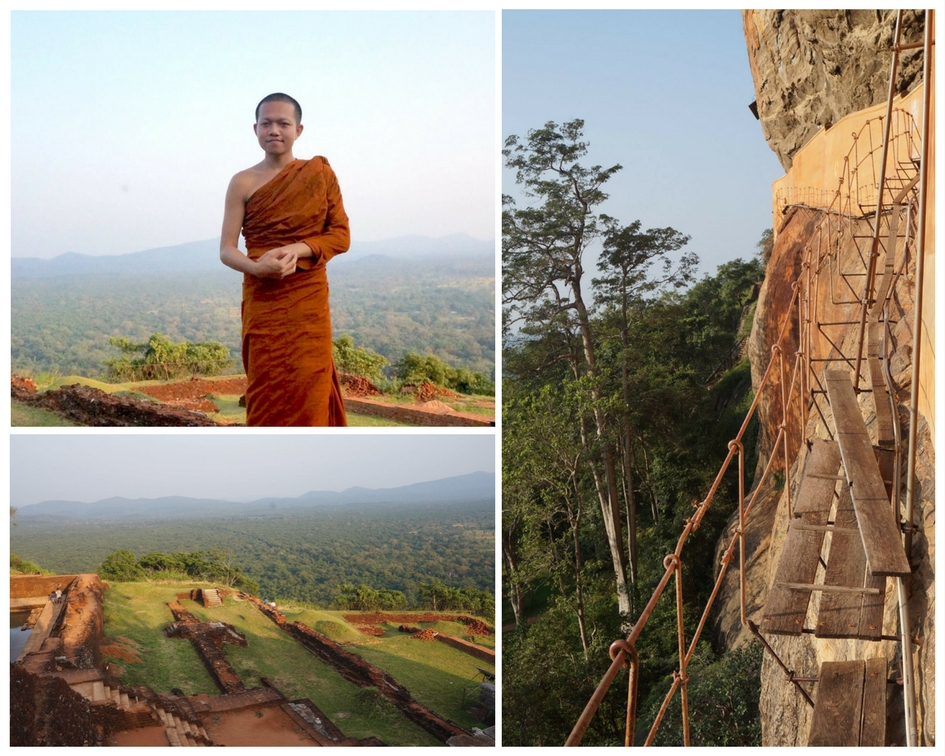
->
[105,333,232,381]
[332,334,388,383]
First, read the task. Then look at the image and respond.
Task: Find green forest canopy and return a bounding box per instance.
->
[502,119,766,746]
[12,253,494,379]
[12,499,495,609]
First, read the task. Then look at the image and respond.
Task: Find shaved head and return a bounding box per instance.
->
[256,93,302,125]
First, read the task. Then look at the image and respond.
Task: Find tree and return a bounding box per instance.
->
[205,549,243,587]
[393,351,495,395]
[332,334,388,382]
[757,228,774,264]
[105,333,232,381]
[504,385,594,651]
[335,583,358,610]
[394,352,452,386]
[594,222,698,585]
[99,549,146,581]
[419,579,462,611]
[504,119,631,619]
[138,551,185,574]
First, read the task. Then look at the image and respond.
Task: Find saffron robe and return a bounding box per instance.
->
[241,156,350,426]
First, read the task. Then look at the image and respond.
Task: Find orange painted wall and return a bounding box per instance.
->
[770,78,934,442]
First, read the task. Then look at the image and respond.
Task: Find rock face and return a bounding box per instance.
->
[741,207,934,746]
[718,10,936,746]
[743,10,925,170]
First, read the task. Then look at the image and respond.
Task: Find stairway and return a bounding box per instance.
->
[155,706,212,747]
[202,589,223,608]
[69,676,213,746]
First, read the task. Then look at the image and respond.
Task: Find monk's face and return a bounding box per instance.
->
[254,101,303,156]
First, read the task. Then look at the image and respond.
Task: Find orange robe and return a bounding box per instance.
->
[240,156,350,426]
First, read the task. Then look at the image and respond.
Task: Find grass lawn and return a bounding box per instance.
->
[206,396,416,427]
[346,632,494,731]
[364,392,495,417]
[278,607,367,644]
[103,582,440,745]
[444,400,496,417]
[10,401,80,427]
[274,608,495,730]
[13,383,418,428]
[205,394,245,424]
[102,582,221,695]
[49,375,141,392]
[183,594,440,745]
[347,413,415,427]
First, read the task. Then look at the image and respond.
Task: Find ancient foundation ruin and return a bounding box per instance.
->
[11,574,494,746]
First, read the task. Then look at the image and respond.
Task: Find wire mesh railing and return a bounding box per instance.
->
[565,18,926,745]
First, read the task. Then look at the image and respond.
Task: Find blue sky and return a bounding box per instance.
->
[10,434,495,507]
[11,11,495,258]
[503,9,784,277]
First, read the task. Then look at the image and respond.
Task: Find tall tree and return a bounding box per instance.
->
[505,385,594,652]
[593,222,698,584]
[503,119,630,618]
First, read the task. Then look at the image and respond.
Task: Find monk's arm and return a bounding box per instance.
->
[219,174,297,278]
[301,164,351,264]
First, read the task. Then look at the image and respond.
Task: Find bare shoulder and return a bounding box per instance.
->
[227,167,262,202]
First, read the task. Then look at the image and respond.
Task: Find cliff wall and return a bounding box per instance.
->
[717,10,935,746]
[742,9,924,170]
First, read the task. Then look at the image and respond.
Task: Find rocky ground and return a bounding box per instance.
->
[11,374,494,427]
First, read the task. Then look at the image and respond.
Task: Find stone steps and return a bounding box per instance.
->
[68,677,212,747]
[156,707,212,747]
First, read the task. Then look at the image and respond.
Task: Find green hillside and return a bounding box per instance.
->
[12,256,494,379]
[12,499,495,606]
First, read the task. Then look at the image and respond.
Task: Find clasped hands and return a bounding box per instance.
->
[253,244,303,279]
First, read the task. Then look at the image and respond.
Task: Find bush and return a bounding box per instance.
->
[105,333,232,381]
[332,334,388,383]
[11,553,49,575]
[394,352,494,395]
[639,642,763,746]
[99,549,146,581]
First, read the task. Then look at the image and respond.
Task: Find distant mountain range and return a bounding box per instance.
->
[11,234,495,279]
[16,471,495,521]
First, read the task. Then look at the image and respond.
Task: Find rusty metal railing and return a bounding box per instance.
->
[564,10,928,746]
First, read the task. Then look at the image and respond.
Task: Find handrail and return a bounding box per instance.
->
[564,11,928,746]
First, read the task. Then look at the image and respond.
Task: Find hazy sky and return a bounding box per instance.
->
[503,9,784,277]
[11,434,495,507]
[11,11,495,258]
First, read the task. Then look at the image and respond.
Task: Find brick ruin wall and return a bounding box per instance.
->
[166,601,246,693]
[435,633,496,664]
[11,574,79,599]
[251,599,470,742]
[10,666,100,746]
[12,574,106,670]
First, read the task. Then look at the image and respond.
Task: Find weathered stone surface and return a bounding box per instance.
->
[743,10,925,170]
[712,195,933,742]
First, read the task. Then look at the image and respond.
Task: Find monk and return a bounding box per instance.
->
[220,93,350,426]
